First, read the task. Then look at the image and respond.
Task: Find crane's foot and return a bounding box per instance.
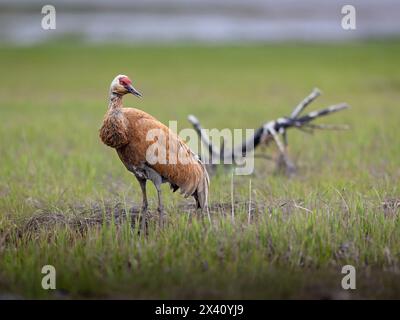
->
[158,207,166,228]
[139,206,148,235]
[188,210,194,224]
[196,207,211,227]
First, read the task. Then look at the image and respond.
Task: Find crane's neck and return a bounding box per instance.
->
[108,92,123,110]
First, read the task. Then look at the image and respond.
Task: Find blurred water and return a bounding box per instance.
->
[0,0,399,44]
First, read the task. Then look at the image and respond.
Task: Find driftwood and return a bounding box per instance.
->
[188,88,349,175]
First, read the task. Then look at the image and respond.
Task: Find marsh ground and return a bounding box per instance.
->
[0,41,399,299]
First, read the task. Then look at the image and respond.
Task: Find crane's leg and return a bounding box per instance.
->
[155,184,165,227]
[144,166,165,227]
[137,178,148,232]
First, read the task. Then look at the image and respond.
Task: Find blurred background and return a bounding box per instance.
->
[1,0,399,45]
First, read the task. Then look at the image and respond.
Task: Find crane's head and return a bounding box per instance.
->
[110,74,142,98]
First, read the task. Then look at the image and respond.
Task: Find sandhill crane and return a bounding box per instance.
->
[99,75,210,229]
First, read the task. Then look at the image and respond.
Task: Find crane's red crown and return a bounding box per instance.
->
[119,76,132,86]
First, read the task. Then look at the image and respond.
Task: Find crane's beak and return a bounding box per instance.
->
[127,85,143,98]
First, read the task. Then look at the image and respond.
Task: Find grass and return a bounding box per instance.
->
[0,41,399,299]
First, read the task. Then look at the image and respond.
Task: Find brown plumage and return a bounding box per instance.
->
[99,74,209,227]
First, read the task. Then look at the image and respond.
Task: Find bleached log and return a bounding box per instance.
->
[188,89,349,175]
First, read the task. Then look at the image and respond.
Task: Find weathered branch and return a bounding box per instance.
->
[290,88,321,119]
[187,115,220,159]
[188,89,349,175]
